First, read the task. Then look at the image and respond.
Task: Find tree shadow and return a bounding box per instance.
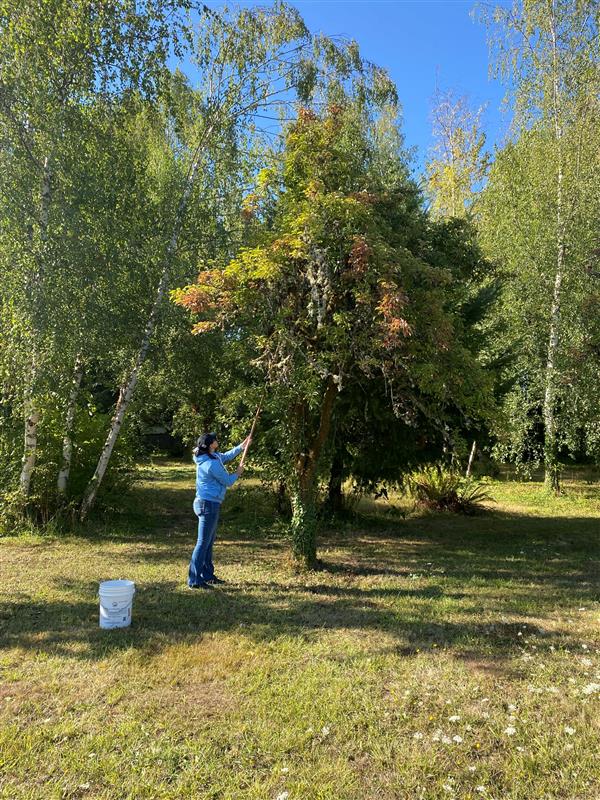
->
[3,470,597,679]
[1,569,595,678]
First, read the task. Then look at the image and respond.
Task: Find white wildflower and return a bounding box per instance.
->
[276,793,289,800]
[321,726,330,737]
[448,715,461,722]
[442,735,452,745]
[476,787,486,794]
[564,726,575,736]
[508,704,517,711]
[280,767,289,774]
[413,732,424,740]
[504,726,517,736]
[582,683,600,695]
[481,712,490,719]
[468,766,477,773]
[516,746,525,752]
[452,735,463,743]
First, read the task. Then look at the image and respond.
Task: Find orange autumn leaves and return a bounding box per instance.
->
[173,106,414,360]
[376,282,412,348]
[174,233,413,355]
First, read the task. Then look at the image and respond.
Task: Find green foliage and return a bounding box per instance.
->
[476,0,600,489]
[175,100,498,562]
[0,398,139,532]
[479,123,600,471]
[426,89,489,218]
[2,0,403,524]
[407,465,493,514]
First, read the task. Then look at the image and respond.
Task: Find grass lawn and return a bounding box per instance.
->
[1,462,599,800]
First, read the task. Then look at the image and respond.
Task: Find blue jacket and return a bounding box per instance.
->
[194,444,244,503]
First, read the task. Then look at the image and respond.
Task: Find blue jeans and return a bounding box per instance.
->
[188,498,221,586]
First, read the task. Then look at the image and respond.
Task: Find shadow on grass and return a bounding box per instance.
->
[2,465,598,674]
[1,565,596,673]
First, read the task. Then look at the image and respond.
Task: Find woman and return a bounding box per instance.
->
[188,431,251,589]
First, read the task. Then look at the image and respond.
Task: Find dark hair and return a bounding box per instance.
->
[193,432,218,459]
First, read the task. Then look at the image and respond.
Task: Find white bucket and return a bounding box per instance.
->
[99,580,135,629]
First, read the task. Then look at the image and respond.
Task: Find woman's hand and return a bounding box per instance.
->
[236,463,245,477]
[241,435,253,450]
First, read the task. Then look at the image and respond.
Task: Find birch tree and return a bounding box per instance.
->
[478,0,600,490]
[0,0,198,500]
[426,88,489,219]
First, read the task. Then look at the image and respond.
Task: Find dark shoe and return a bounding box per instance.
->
[206,576,226,585]
[188,581,213,590]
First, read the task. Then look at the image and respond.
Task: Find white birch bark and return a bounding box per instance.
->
[466,440,477,478]
[20,392,40,496]
[543,3,565,493]
[19,155,51,496]
[80,139,208,520]
[57,355,84,495]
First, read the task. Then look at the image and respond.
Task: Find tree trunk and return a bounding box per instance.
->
[80,136,209,520]
[325,442,345,515]
[57,355,84,496]
[466,439,476,478]
[543,6,565,496]
[276,480,291,518]
[289,375,338,569]
[290,484,318,569]
[543,261,563,494]
[20,390,40,497]
[19,155,51,497]
[79,266,172,520]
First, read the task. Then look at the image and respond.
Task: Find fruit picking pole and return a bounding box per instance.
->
[239,403,262,469]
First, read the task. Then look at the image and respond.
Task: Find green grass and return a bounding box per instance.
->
[1,462,599,800]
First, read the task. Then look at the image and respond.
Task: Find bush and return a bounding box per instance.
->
[0,395,141,533]
[408,465,493,514]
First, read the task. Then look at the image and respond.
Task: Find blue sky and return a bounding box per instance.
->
[292,0,511,174]
[198,1,513,177]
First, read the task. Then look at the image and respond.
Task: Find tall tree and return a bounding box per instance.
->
[0,0,197,498]
[478,0,600,490]
[426,88,489,219]
[79,3,387,518]
[175,104,494,568]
